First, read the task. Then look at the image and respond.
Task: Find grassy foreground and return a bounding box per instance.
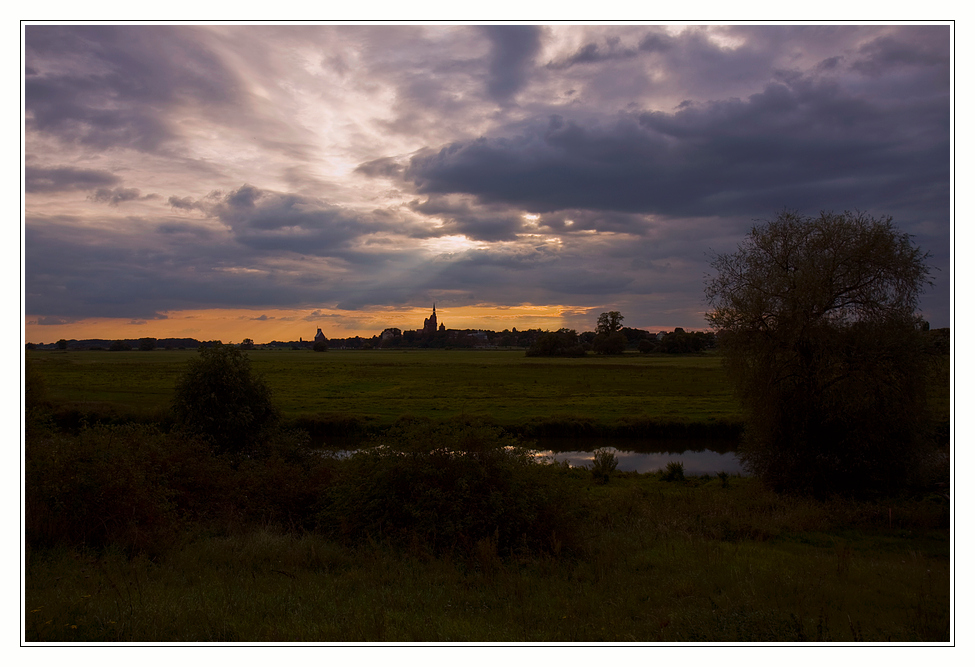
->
[24,349,951,643]
[25,471,949,643]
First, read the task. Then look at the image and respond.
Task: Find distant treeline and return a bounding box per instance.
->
[25,325,949,354]
[24,328,713,352]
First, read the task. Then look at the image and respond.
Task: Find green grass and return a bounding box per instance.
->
[25,473,950,643]
[30,349,742,430]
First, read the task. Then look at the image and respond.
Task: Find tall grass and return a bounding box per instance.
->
[25,476,949,642]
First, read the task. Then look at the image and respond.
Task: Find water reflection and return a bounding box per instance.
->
[315,437,744,475]
[535,439,742,475]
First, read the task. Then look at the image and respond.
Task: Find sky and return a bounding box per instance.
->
[22,23,952,343]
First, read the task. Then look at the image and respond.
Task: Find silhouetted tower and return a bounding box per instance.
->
[422,304,439,335]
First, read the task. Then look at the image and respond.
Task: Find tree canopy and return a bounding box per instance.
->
[172,343,279,454]
[593,311,626,354]
[596,311,624,335]
[705,210,935,496]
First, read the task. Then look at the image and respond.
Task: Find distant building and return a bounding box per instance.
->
[422,304,444,335]
[315,328,327,343]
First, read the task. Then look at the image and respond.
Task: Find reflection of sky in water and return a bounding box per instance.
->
[537,448,743,475]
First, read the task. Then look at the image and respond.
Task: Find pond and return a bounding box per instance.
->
[533,438,743,475]
[316,437,744,476]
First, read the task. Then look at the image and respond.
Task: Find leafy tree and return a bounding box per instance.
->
[239,338,255,350]
[596,311,624,335]
[171,343,279,455]
[525,329,585,357]
[56,339,67,350]
[313,340,328,352]
[705,210,934,496]
[109,340,131,351]
[660,329,710,354]
[138,337,157,351]
[592,311,626,354]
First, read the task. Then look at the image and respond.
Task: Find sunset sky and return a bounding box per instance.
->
[23,23,952,343]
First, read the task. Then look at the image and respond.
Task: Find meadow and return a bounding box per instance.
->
[30,349,744,436]
[23,347,952,643]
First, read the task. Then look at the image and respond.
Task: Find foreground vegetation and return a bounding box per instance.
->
[23,347,951,642]
[25,461,949,641]
[25,416,950,642]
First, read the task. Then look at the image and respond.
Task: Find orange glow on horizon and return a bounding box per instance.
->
[24,304,613,344]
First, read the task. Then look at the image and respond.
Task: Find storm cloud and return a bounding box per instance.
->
[405,73,948,220]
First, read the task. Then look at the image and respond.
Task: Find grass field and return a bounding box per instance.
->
[29,349,744,431]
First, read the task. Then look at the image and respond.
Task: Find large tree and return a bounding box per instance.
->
[705,210,935,496]
[593,311,627,355]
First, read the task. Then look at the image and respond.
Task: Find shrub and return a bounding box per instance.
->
[661,461,685,482]
[592,331,627,355]
[171,344,279,455]
[317,422,581,557]
[25,424,180,553]
[525,330,585,357]
[589,448,618,484]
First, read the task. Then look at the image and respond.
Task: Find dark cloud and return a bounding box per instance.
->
[851,30,950,76]
[24,25,241,152]
[167,196,200,211]
[26,215,312,319]
[355,156,405,179]
[89,187,155,206]
[409,195,526,242]
[181,184,387,255]
[546,32,671,69]
[25,165,120,193]
[405,72,948,222]
[30,316,80,326]
[479,25,542,103]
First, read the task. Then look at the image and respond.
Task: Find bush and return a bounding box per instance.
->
[25,424,181,553]
[661,461,685,482]
[592,331,627,355]
[25,422,336,552]
[172,344,279,455]
[525,330,585,357]
[317,422,581,557]
[589,448,618,484]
